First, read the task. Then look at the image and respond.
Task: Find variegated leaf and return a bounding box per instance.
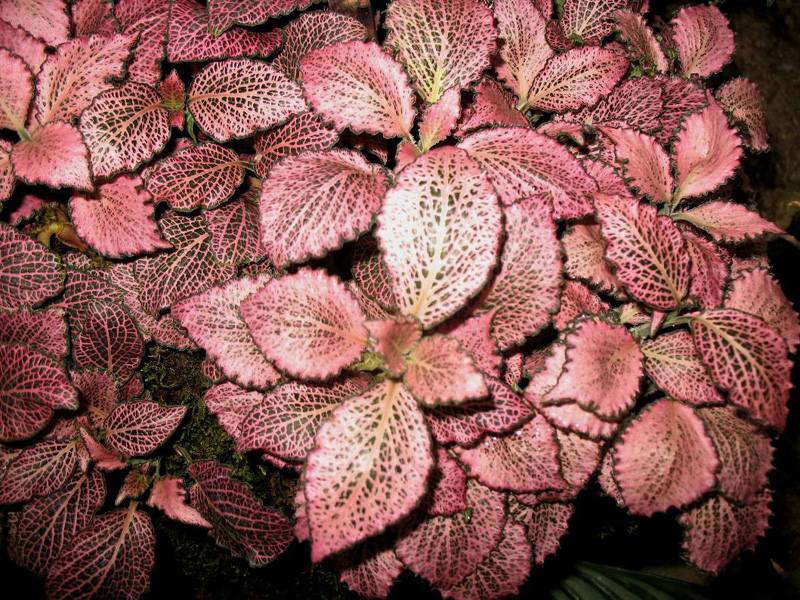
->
[104,401,186,456]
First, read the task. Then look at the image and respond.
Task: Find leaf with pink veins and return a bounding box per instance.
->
[595,195,690,310]
[684,229,730,310]
[147,143,244,212]
[79,427,127,470]
[300,41,416,139]
[544,318,643,419]
[655,76,709,146]
[726,268,800,353]
[574,75,665,135]
[0,307,68,360]
[80,82,171,178]
[614,399,718,516]
[337,539,404,600]
[352,236,397,311]
[456,78,528,135]
[426,447,468,516]
[641,331,725,406]
[673,201,784,243]
[241,269,368,380]
[238,377,369,461]
[0,48,33,133]
[274,11,368,83]
[396,481,505,589]
[205,180,265,266]
[253,113,338,178]
[203,383,263,439]
[72,301,143,383]
[475,197,562,350]
[404,335,488,407]
[0,140,13,203]
[526,47,629,112]
[554,281,610,331]
[612,9,668,73]
[561,0,627,44]
[159,70,186,129]
[377,147,502,328]
[260,150,389,268]
[679,491,771,574]
[71,0,117,37]
[187,58,306,143]
[418,87,461,151]
[70,174,172,259]
[493,0,552,107]
[305,380,433,562]
[716,78,768,152]
[673,100,742,204]
[11,121,93,191]
[147,475,210,527]
[71,369,118,430]
[104,401,186,457]
[673,4,734,78]
[562,222,624,297]
[0,224,63,311]
[346,280,393,321]
[692,308,793,430]
[601,126,672,203]
[458,127,597,219]
[440,312,502,378]
[0,0,69,47]
[0,437,78,504]
[508,497,573,565]
[0,20,47,74]
[0,342,77,442]
[582,159,634,200]
[365,316,421,377]
[47,506,155,600]
[536,399,620,440]
[385,0,496,104]
[115,0,171,86]
[206,0,320,35]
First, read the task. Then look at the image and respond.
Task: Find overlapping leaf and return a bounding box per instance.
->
[0,307,68,360]
[337,541,404,600]
[441,312,502,378]
[673,5,734,78]
[0,20,47,74]
[613,9,668,73]
[717,78,768,151]
[104,401,186,456]
[72,369,119,429]
[426,447,468,516]
[683,229,729,309]
[365,317,421,376]
[418,87,461,151]
[71,0,116,37]
[207,0,319,35]
[0,48,33,133]
[147,475,210,527]
[205,180,265,266]
[351,236,397,311]
[509,497,573,565]
[253,113,338,178]
[0,0,69,47]
[115,0,171,86]
[602,127,672,203]
[562,222,623,297]
[203,383,263,438]
[12,121,93,190]
[72,301,143,383]
[673,201,783,243]
[456,78,528,134]
[0,437,77,504]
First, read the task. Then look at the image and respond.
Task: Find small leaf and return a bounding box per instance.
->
[104,401,186,456]
[203,382,263,438]
[602,126,672,203]
[80,428,127,470]
[615,399,718,516]
[673,201,783,243]
[11,121,92,190]
[561,0,627,44]
[613,9,668,73]
[147,475,211,527]
[562,222,624,297]
[241,269,368,380]
[365,317,421,377]
[0,438,77,504]
[418,87,461,151]
[0,0,69,47]
[684,229,729,310]
[508,497,573,565]
[351,236,397,311]
[207,0,320,35]
[159,70,186,129]
[716,78,768,152]
[253,112,338,177]
[0,48,33,132]
[115,0,171,86]
[426,447,468,516]
[673,4,734,78]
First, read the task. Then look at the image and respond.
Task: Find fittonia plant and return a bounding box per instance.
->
[0,0,795,597]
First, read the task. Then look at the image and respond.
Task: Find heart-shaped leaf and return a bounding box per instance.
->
[104,401,186,456]
[673,4,734,78]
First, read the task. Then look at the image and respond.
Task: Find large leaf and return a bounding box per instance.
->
[104,401,186,456]
[601,126,672,203]
[614,399,718,516]
[0,438,77,504]
[595,195,690,310]
[115,0,171,86]
[716,78,768,152]
[304,380,433,561]
[0,48,33,132]
[72,301,143,383]
[187,58,306,142]
[691,308,792,430]
[613,9,668,73]
[0,223,63,311]
[47,506,155,600]
[260,150,389,267]
[203,382,263,438]
[673,4,734,78]
[673,201,783,243]
[377,146,501,328]
[0,307,68,360]
[70,174,171,259]
[11,121,92,190]
[207,0,319,35]
[561,0,627,44]
[0,0,69,47]
[476,197,562,350]
[241,269,368,380]
[458,127,597,219]
[300,41,416,139]
[385,0,496,104]
[80,82,171,178]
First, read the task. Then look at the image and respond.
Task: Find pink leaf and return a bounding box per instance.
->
[456,78,528,135]
[674,201,784,243]
[72,0,116,37]
[679,492,771,574]
[241,269,368,380]
[0,141,13,204]
[684,229,729,309]
[147,475,210,527]
[404,335,488,406]
[537,399,620,440]
[365,316,422,377]
[458,127,597,219]
[159,70,186,129]
[0,307,68,360]
[115,465,152,505]
[443,518,532,600]
[35,34,136,124]
[613,9,668,73]
[72,301,143,382]
[347,279,393,321]
[0,437,77,504]
[207,0,319,35]
[9,470,105,576]
[614,399,718,516]
[80,82,171,178]
[239,377,368,460]
[526,47,629,112]
[203,382,263,438]
[377,147,501,328]
[260,150,388,267]
[174,276,281,389]
[426,447,468,516]
[641,330,725,406]
[726,268,800,353]
[439,312,502,378]
[205,181,264,265]
[699,406,774,505]
[692,309,792,430]
[47,506,155,600]
[385,0,496,104]
[300,41,416,139]
[274,11,368,82]
[134,212,236,315]
[0,48,33,132]
[0,0,69,47]
[167,0,281,63]
[595,195,690,310]
[80,427,127,470]
[338,541,403,600]
[0,342,77,441]
[305,380,432,561]
[504,352,524,389]
[508,497,573,564]
[598,450,624,504]
[562,222,624,297]
[253,112,338,178]
[601,126,672,203]
[70,174,172,259]
[72,369,118,429]
[561,0,627,44]
[655,76,709,146]
[673,5,734,78]
[352,236,397,311]
[395,481,505,589]
[455,414,566,493]
[545,318,643,418]
[673,100,742,203]
[418,87,461,151]
[12,121,92,190]
[56,268,123,322]
[716,78,768,152]
[554,281,610,331]
[104,401,186,456]
[476,197,562,350]
[493,0,552,107]
[115,0,171,86]
[187,58,305,143]
[0,20,47,74]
